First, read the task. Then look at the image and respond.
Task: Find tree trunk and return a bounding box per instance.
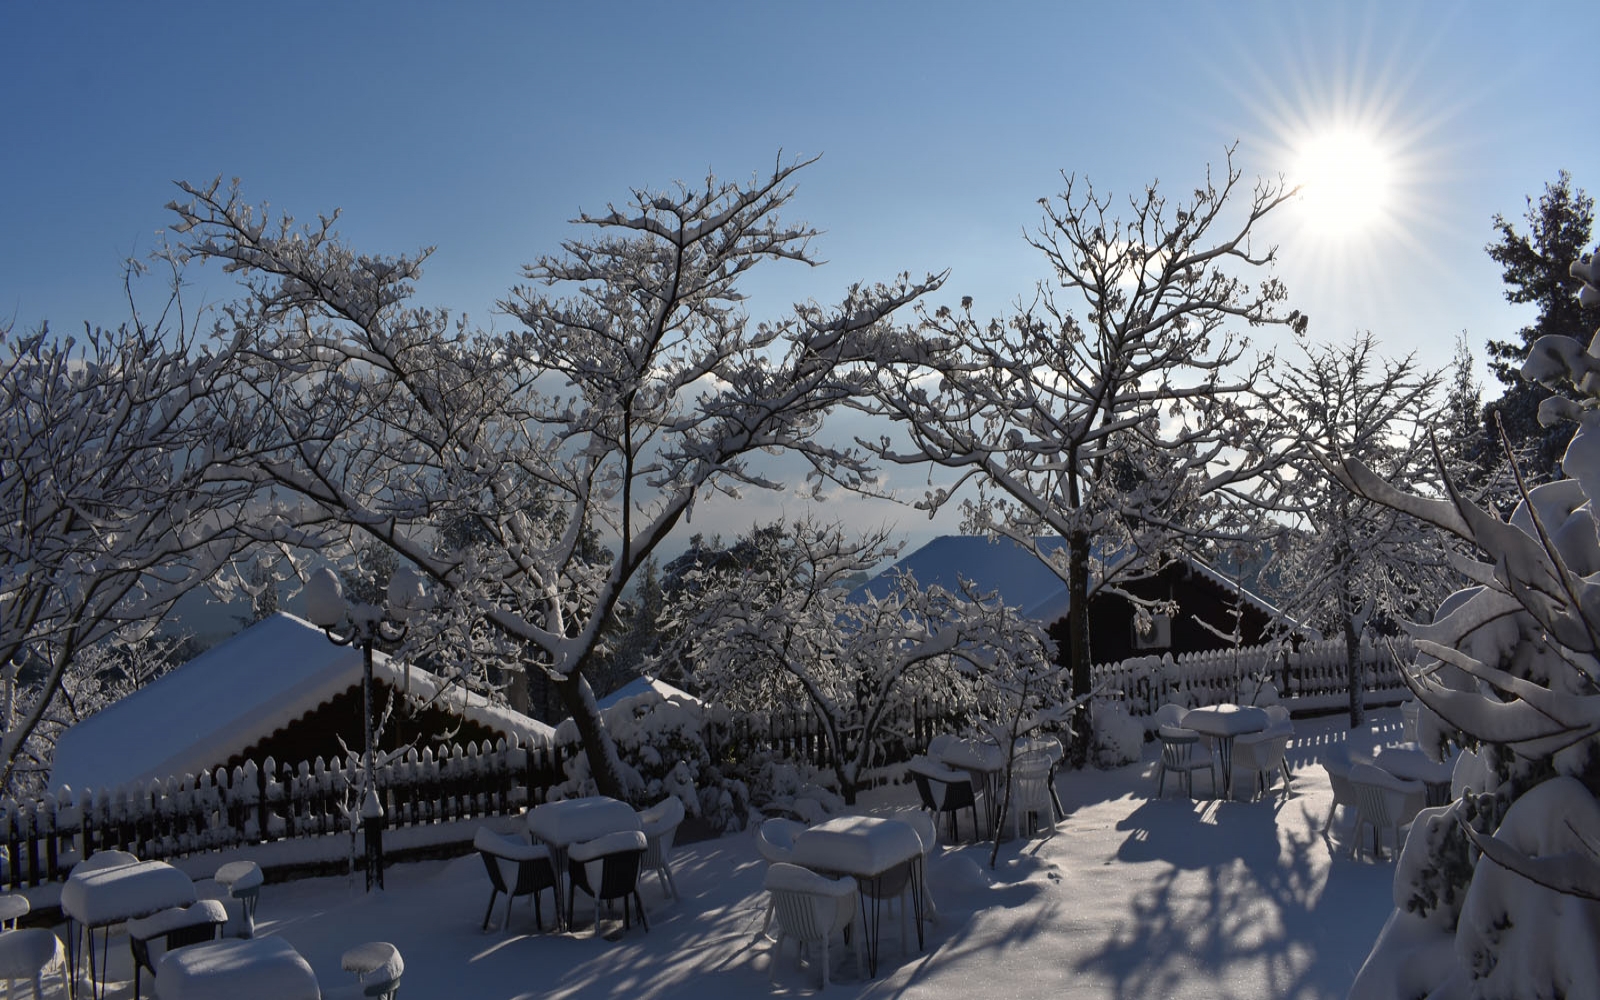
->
[1066,529,1094,768]
[553,671,628,800]
[1343,612,1366,729]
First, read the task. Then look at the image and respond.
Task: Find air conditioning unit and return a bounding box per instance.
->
[1132,611,1172,650]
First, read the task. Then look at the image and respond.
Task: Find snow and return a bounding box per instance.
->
[28,710,1405,999]
[50,613,554,794]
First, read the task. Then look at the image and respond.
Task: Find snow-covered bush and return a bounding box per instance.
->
[1089,698,1144,768]
[1346,253,1600,998]
[552,690,708,816]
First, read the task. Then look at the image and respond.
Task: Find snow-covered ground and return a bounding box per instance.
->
[43,710,1404,999]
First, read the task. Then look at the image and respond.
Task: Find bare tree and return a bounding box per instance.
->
[0,301,257,793]
[860,147,1302,762]
[666,518,1056,805]
[168,157,941,798]
[1262,332,1461,726]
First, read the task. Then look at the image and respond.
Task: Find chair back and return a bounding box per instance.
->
[1158,726,1201,770]
[639,796,686,841]
[1154,703,1186,729]
[1349,763,1426,829]
[756,818,805,864]
[569,830,647,901]
[763,863,856,943]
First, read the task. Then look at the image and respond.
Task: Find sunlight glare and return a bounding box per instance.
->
[1292,128,1394,240]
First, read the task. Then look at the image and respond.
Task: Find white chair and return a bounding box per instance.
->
[764,862,864,990]
[1401,699,1421,743]
[341,941,403,999]
[1154,726,1214,799]
[1232,708,1293,801]
[1008,751,1056,837]
[755,818,806,937]
[1153,703,1187,731]
[0,894,66,1000]
[1346,763,1427,861]
[0,926,66,1000]
[637,796,686,900]
[1321,746,1364,836]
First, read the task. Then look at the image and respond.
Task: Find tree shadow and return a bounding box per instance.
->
[1071,784,1395,998]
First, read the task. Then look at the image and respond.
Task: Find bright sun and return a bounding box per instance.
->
[1292,128,1395,240]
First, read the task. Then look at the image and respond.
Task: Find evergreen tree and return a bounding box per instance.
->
[1482,172,1599,480]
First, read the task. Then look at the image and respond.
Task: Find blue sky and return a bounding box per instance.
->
[4,1,1598,557]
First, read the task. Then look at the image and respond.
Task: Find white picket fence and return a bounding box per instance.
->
[1091,635,1413,718]
[0,737,567,889]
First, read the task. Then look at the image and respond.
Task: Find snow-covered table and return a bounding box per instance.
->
[1373,744,1455,806]
[789,815,925,977]
[155,937,320,1000]
[1180,705,1268,800]
[61,857,196,999]
[526,796,643,930]
[936,739,1006,836]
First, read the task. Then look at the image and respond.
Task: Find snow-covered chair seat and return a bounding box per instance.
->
[127,899,229,1000]
[763,862,863,990]
[0,926,66,1000]
[0,894,29,931]
[906,755,981,841]
[341,941,403,999]
[474,827,557,933]
[1346,762,1427,861]
[213,860,263,938]
[637,795,686,900]
[1155,726,1214,799]
[567,830,649,939]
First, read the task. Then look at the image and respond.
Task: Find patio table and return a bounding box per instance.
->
[526,796,642,930]
[789,815,925,977]
[1373,744,1455,806]
[155,937,320,1000]
[937,739,1006,836]
[60,858,196,1000]
[1180,705,1268,800]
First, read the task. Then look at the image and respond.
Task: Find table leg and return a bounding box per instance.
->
[1217,736,1235,799]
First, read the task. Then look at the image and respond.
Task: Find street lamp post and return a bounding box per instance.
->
[305,565,428,891]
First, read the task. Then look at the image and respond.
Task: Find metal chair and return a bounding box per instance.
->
[1155,726,1214,799]
[907,756,982,841]
[342,941,403,999]
[567,830,649,939]
[637,796,686,900]
[764,862,863,990]
[474,827,558,933]
[213,860,263,938]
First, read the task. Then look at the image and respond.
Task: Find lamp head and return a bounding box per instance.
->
[305,567,348,629]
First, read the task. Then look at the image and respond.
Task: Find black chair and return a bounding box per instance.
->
[907,756,982,841]
[474,827,558,933]
[126,900,228,999]
[566,830,649,939]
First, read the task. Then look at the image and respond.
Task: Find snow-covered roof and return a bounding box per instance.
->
[50,612,554,794]
[850,535,1283,625]
[596,675,700,710]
